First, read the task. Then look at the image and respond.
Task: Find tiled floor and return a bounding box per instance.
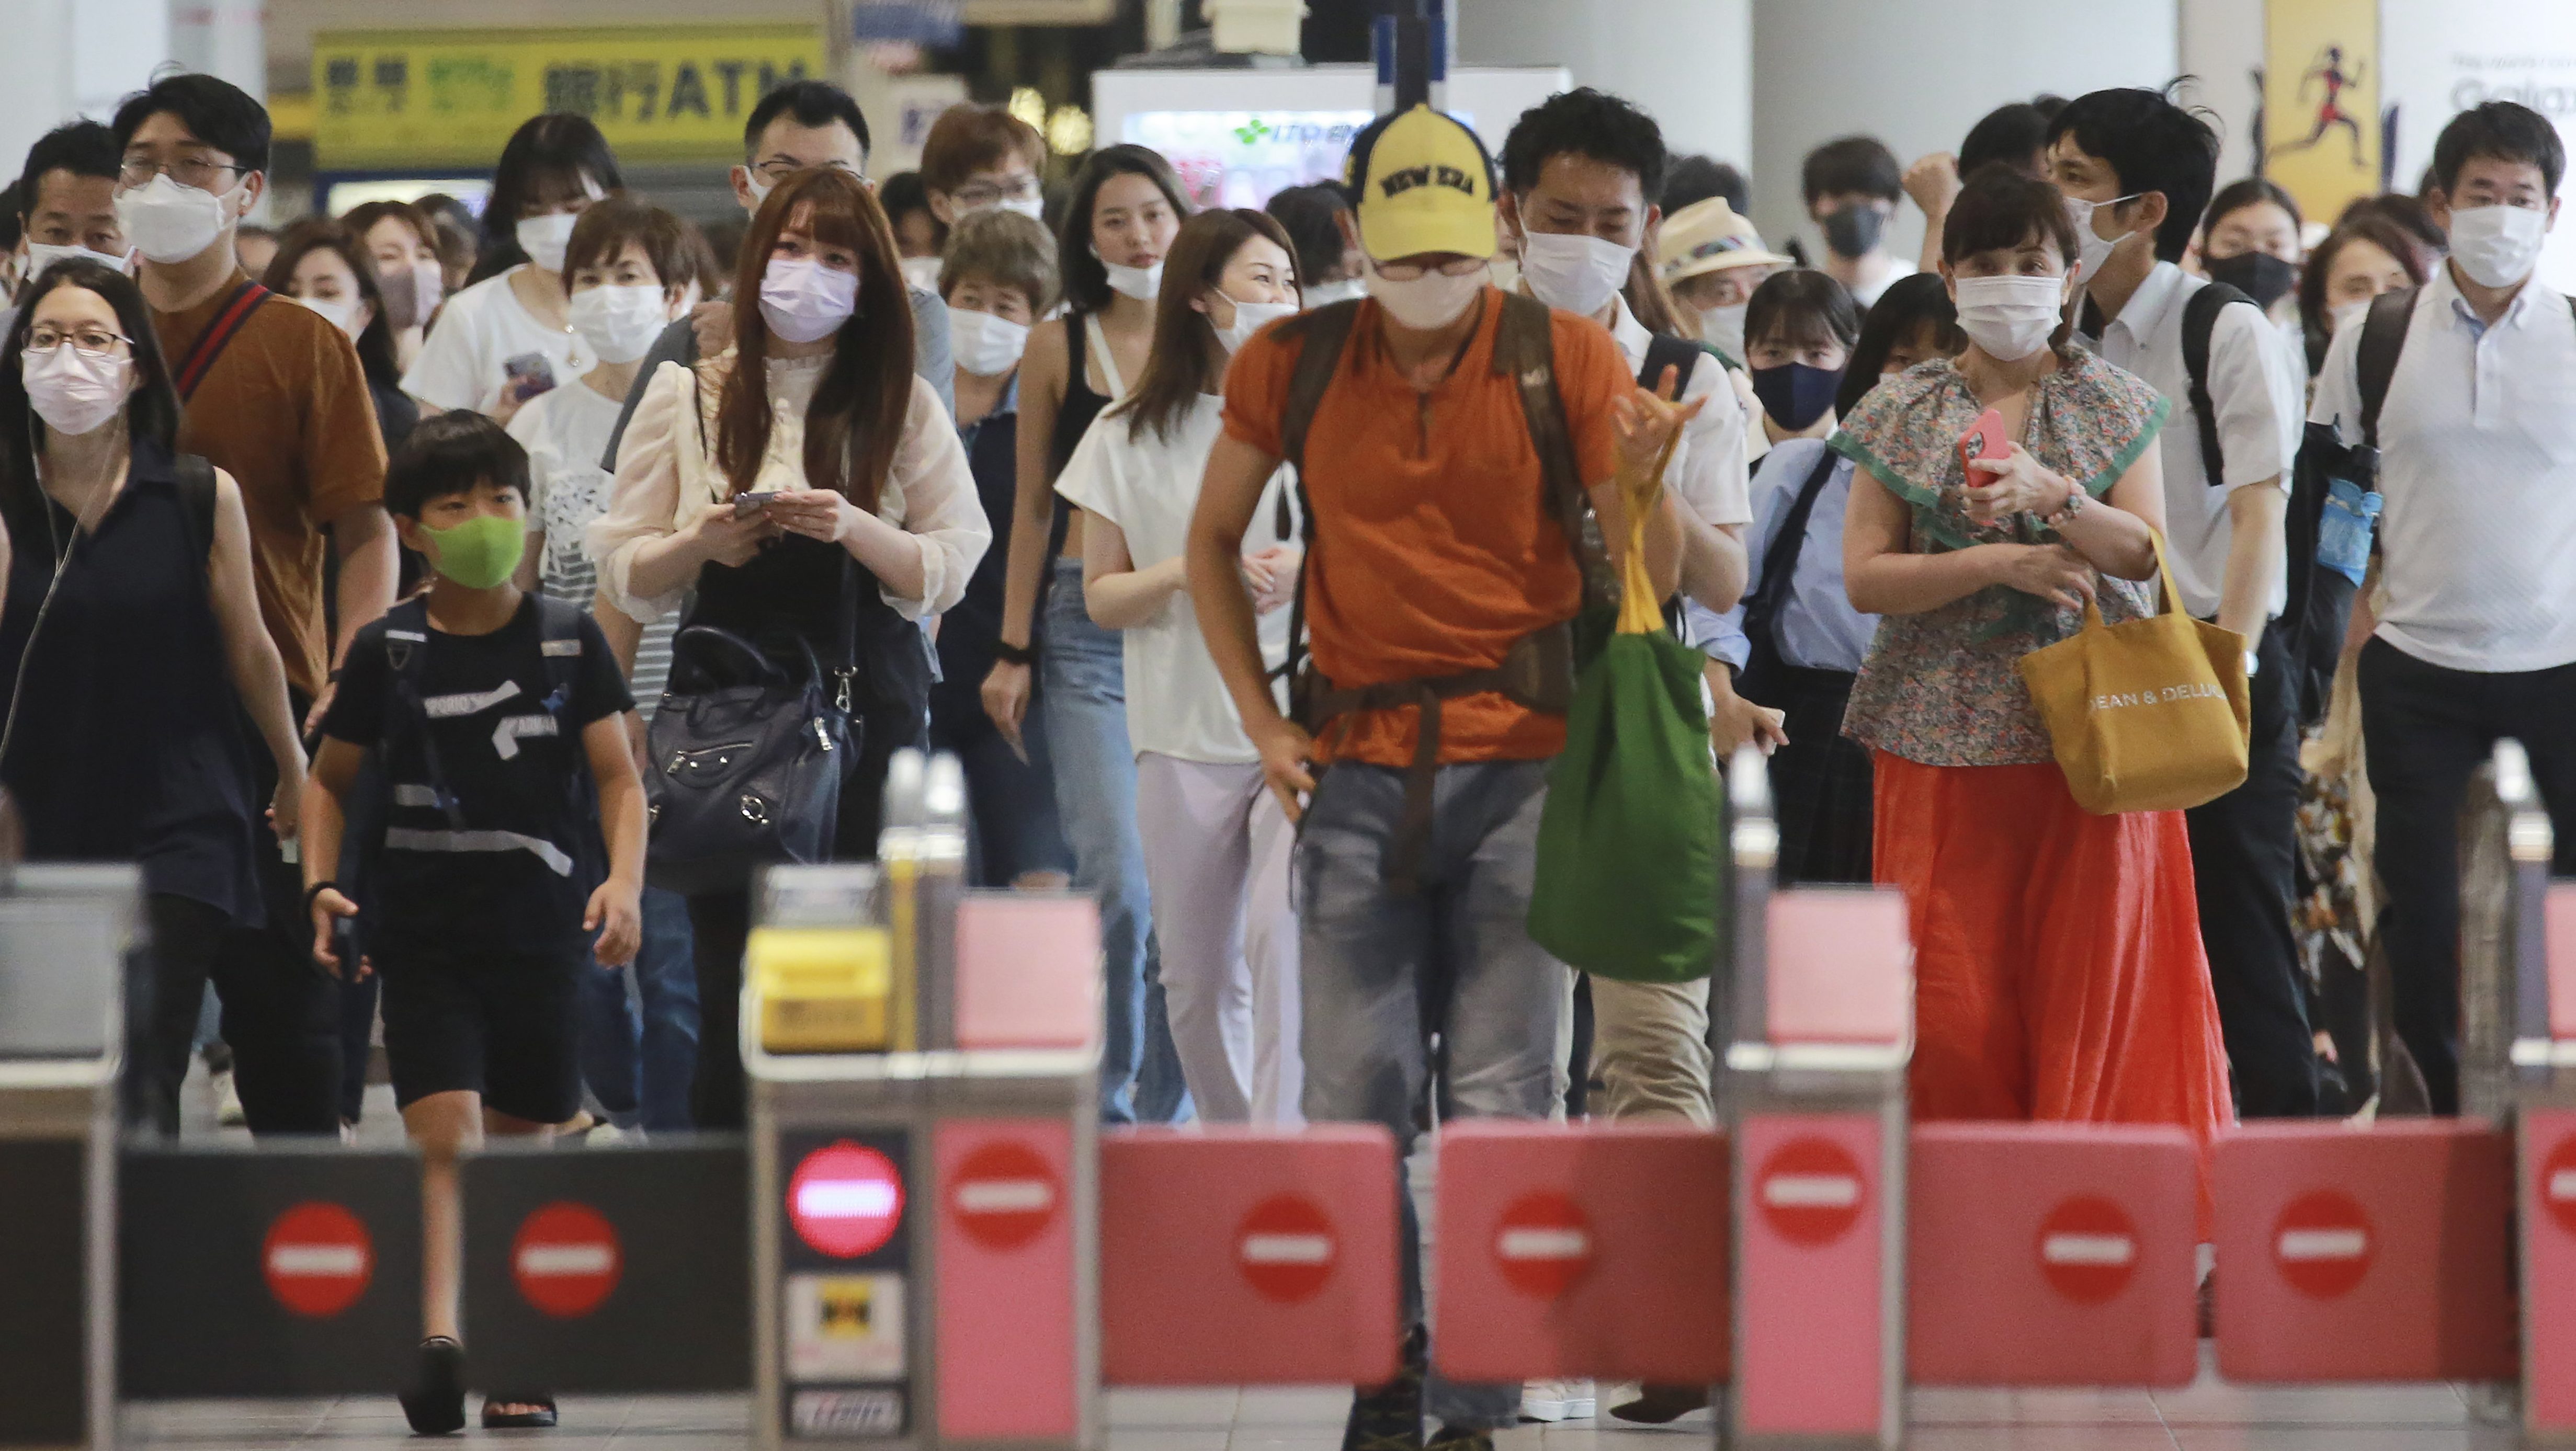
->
[120,1355,2520,1450]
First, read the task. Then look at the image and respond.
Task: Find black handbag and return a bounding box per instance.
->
[642,624,859,895]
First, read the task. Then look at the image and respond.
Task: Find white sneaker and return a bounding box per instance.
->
[1520,1379,1597,1422]
[212,1068,246,1127]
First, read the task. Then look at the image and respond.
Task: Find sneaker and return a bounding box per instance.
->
[1520,1378,1596,1422]
[1424,1427,1493,1451]
[1608,1384,1709,1423]
[1341,1329,1425,1451]
[212,1069,246,1128]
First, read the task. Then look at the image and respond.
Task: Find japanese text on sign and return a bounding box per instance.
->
[314,26,827,169]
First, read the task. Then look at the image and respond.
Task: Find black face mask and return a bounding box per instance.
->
[2204,251,2300,310]
[1752,361,1844,432]
[1821,203,1886,260]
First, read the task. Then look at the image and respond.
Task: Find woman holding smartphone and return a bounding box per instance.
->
[588,167,989,1129]
[1836,165,2228,1148]
[979,144,1191,1125]
[401,115,622,422]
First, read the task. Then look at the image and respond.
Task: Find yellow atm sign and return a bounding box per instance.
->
[313,25,828,169]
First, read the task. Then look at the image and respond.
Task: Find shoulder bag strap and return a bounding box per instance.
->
[171,453,219,566]
[174,281,269,403]
[1743,448,1842,647]
[2356,287,2417,451]
[1639,333,1702,394]
[2180,282,2252,490]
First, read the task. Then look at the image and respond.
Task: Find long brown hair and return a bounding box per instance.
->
[716,167,915,512]
[1114,208,1297,445]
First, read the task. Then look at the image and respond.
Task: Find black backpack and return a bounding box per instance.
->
[2080,281,2257,492]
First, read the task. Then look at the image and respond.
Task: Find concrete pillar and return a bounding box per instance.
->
[1749,0,2180,275]
[167,0,266,105]
[2178,0,2264,187]
[0,0,80,175]
[1453,0,1753,185]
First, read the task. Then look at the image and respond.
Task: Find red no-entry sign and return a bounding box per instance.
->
[1235,1193,1337,1304]
[790,1142,906,1259]
[262,1201,373,1318]
[2037,1195,2138,1305]
[1758,1137,1865,1247]
[2273,1188,2373,1299]
[2545,1135,2576,1238]
[1493,1191,1592,1298]
[948,1139,1060,1252]
[512,1201,623,1318]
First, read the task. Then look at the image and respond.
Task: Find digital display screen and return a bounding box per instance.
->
[1120,109,1379,210]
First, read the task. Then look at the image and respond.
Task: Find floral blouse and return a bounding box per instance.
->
[1831,351,2169,767]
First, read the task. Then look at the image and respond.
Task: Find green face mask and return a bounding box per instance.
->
[417,512,526,590]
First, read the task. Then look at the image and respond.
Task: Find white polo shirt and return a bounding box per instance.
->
[1606,293,1754,530]
[2096,261,2306,621]
[2310,264,2576,674]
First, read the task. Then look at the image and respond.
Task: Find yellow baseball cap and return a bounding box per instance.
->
[1658,197,1791,285]
[1343,105,1497,263]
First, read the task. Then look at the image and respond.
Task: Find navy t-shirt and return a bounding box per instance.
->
[324,596,632,956]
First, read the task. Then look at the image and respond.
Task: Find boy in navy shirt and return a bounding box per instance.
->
[301,412,644,1433]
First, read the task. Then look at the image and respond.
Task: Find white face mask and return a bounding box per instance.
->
[569,283,671,364]
[2329,298,2373,335]
[948,305,1030,376]
[2063,193,2141,282]
[1305,277,1369,307]
[1102,257,1164,302]
[516,212,580,274]
[900,255,945,293]
[1210,293,1299,353]
[995,196,1046,223]
[114,173,241,265]
[1516,230,1636,319]
[22,343,130,436]
[289,292,361,340]
[741,167,775,209]
[19,241,132,292]
[1952,273,2068,361]
[759,256,859,343]
[1366,258,1485,330]
[2447,203,2550,289]
[1696,302,1748,361]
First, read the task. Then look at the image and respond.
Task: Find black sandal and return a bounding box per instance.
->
[398,1336,466,1435]
[481,1393,559,1430]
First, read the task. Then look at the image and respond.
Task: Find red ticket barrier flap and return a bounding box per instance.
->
[2526,1107,2576,1431]
[954,896,1098,1049]
[2548,883,2576,1041]
[1908,1124,2198,1387]
[1099,1127,1401,1386]
[2212,1121,2516,1383]
[1432,1122,1728,1385]
[1767,887,1911,1046]
[1736,1113,1886,1436]
[934,1119,1079,1440]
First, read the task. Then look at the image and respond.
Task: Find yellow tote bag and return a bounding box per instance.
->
[2016,532,2251,815]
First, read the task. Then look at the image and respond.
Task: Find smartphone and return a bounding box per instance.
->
[327,913,362,979]
[732,490,782,517]
[1957,407,2010,479]
[502,351,559,403]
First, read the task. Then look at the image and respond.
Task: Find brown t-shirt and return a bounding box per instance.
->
[152,271,388,700]
[1222,288,1631,767]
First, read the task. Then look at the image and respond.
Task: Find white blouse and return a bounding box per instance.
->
[587,351,990,626]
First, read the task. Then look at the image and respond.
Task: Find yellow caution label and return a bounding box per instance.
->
[750,926,893,1053]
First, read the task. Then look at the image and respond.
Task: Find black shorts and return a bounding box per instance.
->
[374,940,584,1124]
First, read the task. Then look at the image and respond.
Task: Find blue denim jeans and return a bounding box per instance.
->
[576,886,701,1132]
[1297,760,1567,1431]
[1041,556,1189,1125]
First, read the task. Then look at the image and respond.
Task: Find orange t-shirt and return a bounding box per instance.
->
[1223,288,1630,768]
[153,272,389,701]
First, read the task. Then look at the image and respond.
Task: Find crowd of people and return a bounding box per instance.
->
[0,59,2567,1445]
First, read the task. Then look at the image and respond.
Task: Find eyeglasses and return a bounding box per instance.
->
[951,176,1041,209]
[1369,255,1488,283]
[25,326,131,358]
[118,156,248,191]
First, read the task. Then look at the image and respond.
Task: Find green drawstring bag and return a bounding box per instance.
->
[1527,443,1723,984]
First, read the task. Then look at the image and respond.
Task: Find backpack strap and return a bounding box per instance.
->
[173,281,269,403]
[2179,282,2254,490]
[531,595,588,713]
[378,598,468,831]
[2356,287,2416,450]
[1492,290,1615,616]
[1638,333,1703,396]
[171,453,219,565]
[1277,299,1364,478]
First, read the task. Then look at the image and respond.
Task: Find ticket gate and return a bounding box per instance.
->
[0,866,131,1451]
